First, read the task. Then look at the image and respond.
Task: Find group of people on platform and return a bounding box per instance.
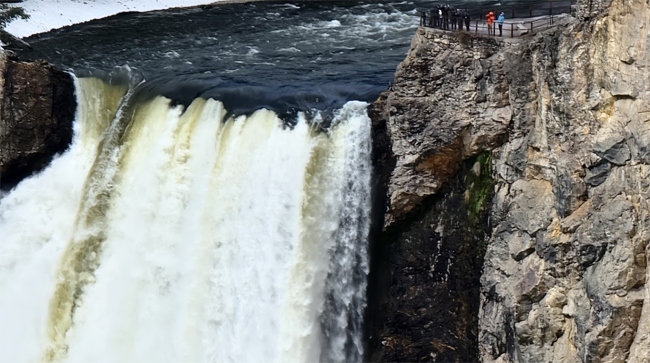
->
[421,5,507,36]
[423,5,471,31]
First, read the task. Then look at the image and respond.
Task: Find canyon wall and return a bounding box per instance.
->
[370,0,650,361]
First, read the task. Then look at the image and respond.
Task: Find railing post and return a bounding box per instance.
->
[511,23,514,37]
[530,21,534,32]
[475,20,478,33]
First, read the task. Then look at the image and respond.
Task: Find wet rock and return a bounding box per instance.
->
[369,155,494,363]
[577,244,605,268]
[553,169,587,218]
[0,53,76,190]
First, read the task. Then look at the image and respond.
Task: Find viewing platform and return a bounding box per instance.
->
[418,0,577,39]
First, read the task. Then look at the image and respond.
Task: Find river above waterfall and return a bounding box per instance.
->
[19,0,500,109]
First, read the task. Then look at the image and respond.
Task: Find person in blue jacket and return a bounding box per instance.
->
[497,12,505,36]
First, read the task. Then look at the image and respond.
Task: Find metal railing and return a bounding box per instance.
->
[470,16,558,37]
[418,0,577,38]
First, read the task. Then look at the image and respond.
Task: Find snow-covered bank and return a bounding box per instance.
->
[5,0,224,38]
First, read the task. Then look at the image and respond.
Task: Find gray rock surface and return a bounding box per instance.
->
[481,0,650,360]
[371,0,650,361]
[375,30,517,226]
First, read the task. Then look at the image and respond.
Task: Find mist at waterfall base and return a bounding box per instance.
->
[0,1,484,362]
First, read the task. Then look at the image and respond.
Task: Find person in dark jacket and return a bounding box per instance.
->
[433,5,441,27]
[463,11,471,31]
[450,8,458,30]
[441,5,447,29]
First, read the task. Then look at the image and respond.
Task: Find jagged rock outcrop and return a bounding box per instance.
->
[370,0,650,361]
[379,32,516,226]
[0,51,76,189]
[369,29,518,362]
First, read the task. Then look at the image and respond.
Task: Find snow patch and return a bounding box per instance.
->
[5,0,224,38]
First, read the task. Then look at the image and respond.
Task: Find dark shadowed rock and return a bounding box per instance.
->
[369,154,494,363]
[0,54,76,190]
[584,161,611,186]
[593,135,630,165]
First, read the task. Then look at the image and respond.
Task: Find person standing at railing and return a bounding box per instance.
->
[438,6,444,28]
[429,9,438,28]
[486,11,494,35]
[454,9,463,30]
[441,4,447,29]
[451,8,458,30]
[463,11,471,31]
[497,12,505,36]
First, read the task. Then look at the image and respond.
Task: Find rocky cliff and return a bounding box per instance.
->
[0,51,76,190]
[370,0,650,361]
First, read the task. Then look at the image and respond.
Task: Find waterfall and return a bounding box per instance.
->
[0,77,372,363]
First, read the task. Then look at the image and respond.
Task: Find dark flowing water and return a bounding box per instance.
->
[20,0,502,112]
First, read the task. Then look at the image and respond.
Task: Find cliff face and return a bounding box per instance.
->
[378,31,515,227]
[0,52,76,190]
[367,151,494,362]
[368,29,517,362]
[482,0,650,361]
[370,0,650,361]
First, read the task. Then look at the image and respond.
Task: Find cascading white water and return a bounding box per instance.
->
[0,77,372,363]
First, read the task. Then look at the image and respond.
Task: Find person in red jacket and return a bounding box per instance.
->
[486,11,494,35]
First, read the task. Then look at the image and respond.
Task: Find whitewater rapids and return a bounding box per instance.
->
[0,77,372,363]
